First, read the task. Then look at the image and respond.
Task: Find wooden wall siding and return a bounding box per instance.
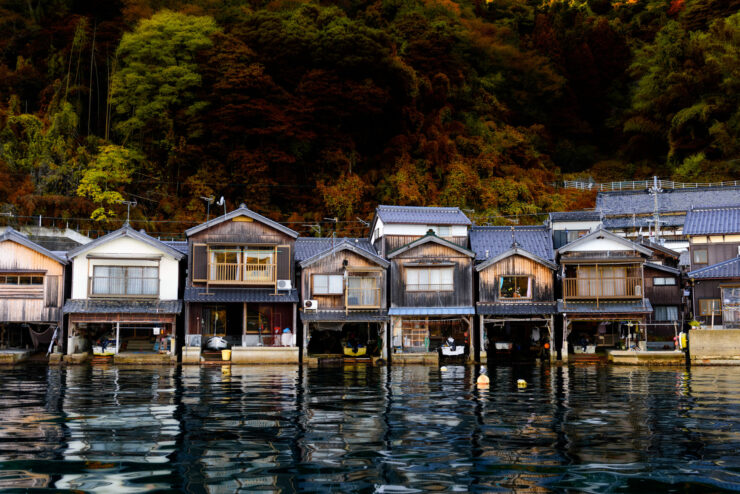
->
[187,303,202,335]
[0,241,64,276]
[0,299,61,323]
[188,217,295,286]
[692,279,723,325]
[390,242,473,307]
[689,242,740,268]
[0,241,64,323]
[478,255,554,303]
[301,250,386,310]
[643,268,682,306]
[560,251,644,261]
[385,235,468,253]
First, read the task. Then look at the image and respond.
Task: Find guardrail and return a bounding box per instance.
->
[562,179,740,192]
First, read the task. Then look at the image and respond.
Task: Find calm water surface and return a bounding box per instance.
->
[1,364,740,492]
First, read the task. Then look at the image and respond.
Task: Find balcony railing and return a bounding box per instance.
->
[210,262,275,284]
[346,288,381,309]
[564,277,643,300]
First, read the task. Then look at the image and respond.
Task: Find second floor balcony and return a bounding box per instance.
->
[208,247,277,285]
[563,265,643,301]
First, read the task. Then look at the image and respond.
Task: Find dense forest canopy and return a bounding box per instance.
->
[0,0,738,237]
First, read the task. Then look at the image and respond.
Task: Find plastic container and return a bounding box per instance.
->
[221,349,232,361]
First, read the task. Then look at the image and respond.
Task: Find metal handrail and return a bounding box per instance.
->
[562,179,740,192]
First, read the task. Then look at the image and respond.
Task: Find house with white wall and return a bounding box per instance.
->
[63,225,184,362]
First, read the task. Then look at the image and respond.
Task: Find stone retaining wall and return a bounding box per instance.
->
[690,329,740,363]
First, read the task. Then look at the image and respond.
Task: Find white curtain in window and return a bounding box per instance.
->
[329,275,343,294]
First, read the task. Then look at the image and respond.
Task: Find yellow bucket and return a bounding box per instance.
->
[221,349,232,361]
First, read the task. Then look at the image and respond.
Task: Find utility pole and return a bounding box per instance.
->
[648,176,665,244]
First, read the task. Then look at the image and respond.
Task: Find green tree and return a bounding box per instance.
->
[77,144,138,222]
[110,10,219,148]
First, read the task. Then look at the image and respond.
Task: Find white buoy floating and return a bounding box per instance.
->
[517,379,527,389]
[440,366,448,372]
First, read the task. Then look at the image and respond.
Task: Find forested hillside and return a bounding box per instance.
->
[0,0,738,236]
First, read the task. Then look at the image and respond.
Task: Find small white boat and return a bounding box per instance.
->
[439,337,466,361]
[206,336,228,351]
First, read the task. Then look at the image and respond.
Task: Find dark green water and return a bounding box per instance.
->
[1,364,739,492]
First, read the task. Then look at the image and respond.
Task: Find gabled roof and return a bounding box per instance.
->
[556,228,653,256]
[374,205,471,226]
[644,262,681,275]
[0,228,68,265]
[596,186,740,215]
[67,225,184,260]
[470,226,554,262]
[163,241,189,255]
[298,238,388,268]
[475,247,557,272]
[386,233,475,259]
[684,206,740,235]
[688,257,740,280]
[640,239,680,259]
[295,237,377,262]
[185,205,298,238]
[549,211,602,222]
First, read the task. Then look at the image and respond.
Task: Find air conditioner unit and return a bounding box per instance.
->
[277,279,292,290]
[303,299,318,310]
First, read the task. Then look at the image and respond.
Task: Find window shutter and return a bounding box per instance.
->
[192,243,208,282]
[45,276,59,308]
[277,245,291,281]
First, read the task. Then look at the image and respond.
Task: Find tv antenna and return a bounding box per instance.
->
[200,196,215,223]
[121,199,137,226]
[216,196,226,216]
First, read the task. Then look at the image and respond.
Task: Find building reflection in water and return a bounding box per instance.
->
[4,364,740,492]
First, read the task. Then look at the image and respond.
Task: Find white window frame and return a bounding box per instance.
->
[313,274,344,295]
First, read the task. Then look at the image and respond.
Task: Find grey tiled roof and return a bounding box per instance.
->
[470,226,554,262]
[596,187,740,215]
[300,310,388,322]
[644,262,681,275]
[67,225,184,260]
[602,215,687,229]
[684,206,740,235]
[184,287,298,303]
[375,205,471,225]
[549,211,601,222]
[477,303,557,315]
[557,300,653,314]
[295,237,378,262]
[63,299,182,314]
[688,257,740,279]
[163,241,189,255]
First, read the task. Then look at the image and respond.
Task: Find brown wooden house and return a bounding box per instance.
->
[386,233,476,364]
[183,205,300,364]
[0,228,67,353]
[470,226,557,362]
[640,240,685,347]
[556,229,654,360]
[296,238,389,361]
[685,206,740,328]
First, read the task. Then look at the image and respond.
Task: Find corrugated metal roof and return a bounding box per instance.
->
[557,300,653,314]
[596,187,740,215]
[184,287,298,303]
[549,211,602,222]
[477,303,557,315]
[63,299,182,314]
[375,205,471,225]
[684,206,740,235]
[389,307,475,316]
[644,262,681,275]
[688,257,740,279]
[295,237,381,263]
[470,226,554,262]
[300,310,388,322]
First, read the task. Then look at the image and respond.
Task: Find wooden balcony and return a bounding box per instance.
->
[210,262,275,285]
[564,276,643,301]
[346,287,382,309]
